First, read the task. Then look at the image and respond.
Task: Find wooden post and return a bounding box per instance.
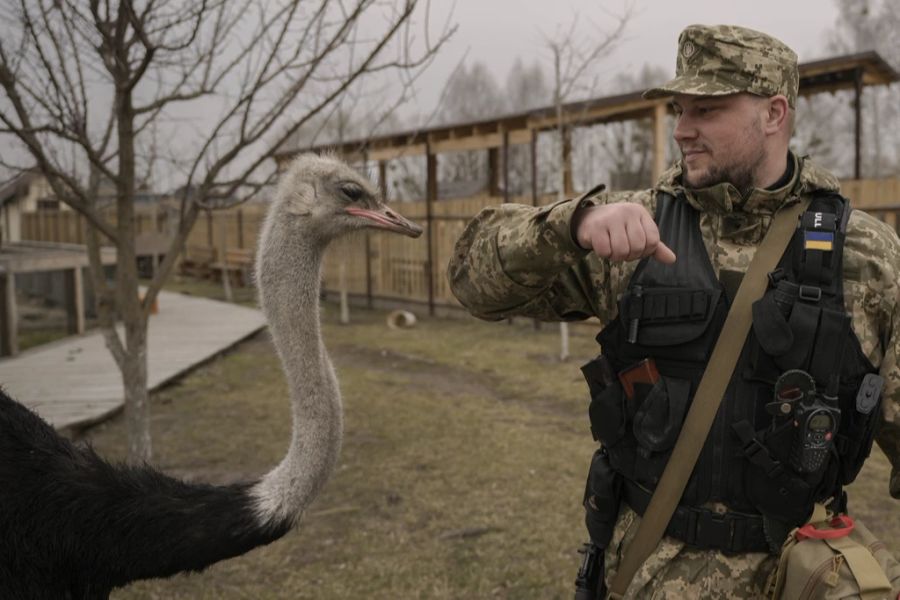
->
[652,102,668,184]
[339,262,350,324]
[64,266,85,335]
[378,160,388,198]
[560,320,570,361]
[530,128,540,332]
[370,160,387,310]
[488,147,500,196]
[502,131,510,203]
[854,67,863,180]
[206,209,213,248]
[425,146,437,317]
[237,209,244,249]
[562,125,574,196]
[530,129,538,207]
[219,214,233,303]
[0,270,18,357]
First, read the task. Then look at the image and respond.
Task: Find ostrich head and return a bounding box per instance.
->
[267,153,422,244]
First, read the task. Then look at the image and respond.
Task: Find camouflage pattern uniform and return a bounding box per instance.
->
[447,24,900,600]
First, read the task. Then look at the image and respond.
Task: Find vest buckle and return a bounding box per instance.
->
[767,268,786,288]
[798,285,822,302]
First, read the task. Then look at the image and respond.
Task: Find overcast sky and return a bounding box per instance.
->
[406,0,841,114]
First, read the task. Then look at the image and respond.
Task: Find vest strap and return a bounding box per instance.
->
[623,479,770,553]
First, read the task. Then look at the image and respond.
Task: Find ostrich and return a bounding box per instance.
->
[0,153,422,599]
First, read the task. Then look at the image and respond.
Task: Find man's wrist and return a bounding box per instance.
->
[570,199,600,251]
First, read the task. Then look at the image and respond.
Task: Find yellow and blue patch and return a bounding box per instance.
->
[804,230,834,252]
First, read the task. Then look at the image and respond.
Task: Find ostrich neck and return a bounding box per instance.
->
[251,229,342,525]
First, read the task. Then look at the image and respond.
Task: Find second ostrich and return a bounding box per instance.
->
[0,153,422,599]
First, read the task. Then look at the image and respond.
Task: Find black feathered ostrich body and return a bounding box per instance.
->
[0,154,422,599]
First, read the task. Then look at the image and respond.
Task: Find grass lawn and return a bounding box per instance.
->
[76,292,898,599]
[18,326,70,351]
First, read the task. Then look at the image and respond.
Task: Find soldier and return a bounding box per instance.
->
[448,24,900,598]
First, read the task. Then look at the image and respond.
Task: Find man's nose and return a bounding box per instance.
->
[673,114,696,143]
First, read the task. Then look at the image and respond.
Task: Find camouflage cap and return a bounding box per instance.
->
[643,24,799,107]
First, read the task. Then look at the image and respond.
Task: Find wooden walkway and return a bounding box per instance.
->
[0,290,266,431]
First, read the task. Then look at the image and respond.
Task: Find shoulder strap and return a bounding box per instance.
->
[608,197,812,599]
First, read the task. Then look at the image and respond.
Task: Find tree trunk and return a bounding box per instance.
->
[117,80,153,462]
[123,319,151,461]
[220,214,234,303]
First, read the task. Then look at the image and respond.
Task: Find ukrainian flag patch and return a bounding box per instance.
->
[804,230,834,251]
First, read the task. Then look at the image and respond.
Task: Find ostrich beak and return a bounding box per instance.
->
[345,205,423,238]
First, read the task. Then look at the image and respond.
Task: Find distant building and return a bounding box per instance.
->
[0,171,69,244]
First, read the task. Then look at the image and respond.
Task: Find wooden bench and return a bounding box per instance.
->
[179,245,218,279]
[210,248,255,287]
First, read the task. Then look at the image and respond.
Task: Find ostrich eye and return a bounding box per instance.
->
[340,183,365,202]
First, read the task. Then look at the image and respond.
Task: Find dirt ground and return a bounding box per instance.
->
[74,303,898,599]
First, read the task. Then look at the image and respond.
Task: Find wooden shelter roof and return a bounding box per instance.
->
[276,51,898,165]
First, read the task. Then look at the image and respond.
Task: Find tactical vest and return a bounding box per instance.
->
[582,191,882,553]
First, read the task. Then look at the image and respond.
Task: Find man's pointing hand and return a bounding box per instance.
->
[573,203,677,264]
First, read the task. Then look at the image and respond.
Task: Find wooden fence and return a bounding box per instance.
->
[17,178,900,314]
[20,209,170,245]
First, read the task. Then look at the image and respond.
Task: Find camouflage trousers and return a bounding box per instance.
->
[603,505,778,599]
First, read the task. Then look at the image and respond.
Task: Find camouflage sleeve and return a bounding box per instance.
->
[846,211,900,498]
[876,290,900,499]
[447,187,655,322]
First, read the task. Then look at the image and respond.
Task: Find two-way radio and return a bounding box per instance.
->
[769,369,841,474]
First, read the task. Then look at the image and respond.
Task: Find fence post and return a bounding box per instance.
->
[530,128,541,331]
[371,160,387,310]
[503,130,510,204]
[854,67,863,180]
[206,209,213,248]
[237,209,244,249]
[425,144,437,317]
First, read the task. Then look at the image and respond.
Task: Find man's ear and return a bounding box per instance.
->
[763,95,790,135]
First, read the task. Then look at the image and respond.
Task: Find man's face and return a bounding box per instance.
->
[671,93,769,192]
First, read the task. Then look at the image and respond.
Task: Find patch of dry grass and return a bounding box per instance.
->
[81,299,898,599]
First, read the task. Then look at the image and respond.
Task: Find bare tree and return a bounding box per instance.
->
[541,5,630,359]
[587,64,670,190]
[506,58,551,113]
[503,59,551,197]
[0,0,453,462]
[436,61,506,191]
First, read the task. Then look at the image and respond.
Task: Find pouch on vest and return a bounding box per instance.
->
[583,447,622,549]
[737,419,818,525]
[765,505,900,600]
[585,365,691,488]
[617,286,724,363]
[838,373,885,485]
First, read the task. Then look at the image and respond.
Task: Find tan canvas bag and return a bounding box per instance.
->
[766,504,900,600]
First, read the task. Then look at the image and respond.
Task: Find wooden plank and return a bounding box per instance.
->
[528,97,662,131]
[367,143,427,162]
[64,267,85,335]
[508,129,533,146]
[0,290,266,431]
[431,132,503,154]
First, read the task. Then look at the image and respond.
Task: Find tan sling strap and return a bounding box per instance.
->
[608,197,811,599]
